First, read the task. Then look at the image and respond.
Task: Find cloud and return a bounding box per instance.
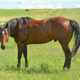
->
[56,2,63,9]
[12,0,55,9]
[76,5,80,8]
[56,0,80,2]
[0,0,80,9]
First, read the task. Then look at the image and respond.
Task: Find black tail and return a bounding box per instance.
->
[70,20,80,57]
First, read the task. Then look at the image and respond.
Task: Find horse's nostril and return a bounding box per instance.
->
[1,45,5,50]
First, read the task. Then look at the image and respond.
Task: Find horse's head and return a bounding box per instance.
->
[0,26,9,50]
[0,17,30,50]
[0,18,20,50]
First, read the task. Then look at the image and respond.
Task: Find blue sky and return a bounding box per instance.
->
[0,0,80,9]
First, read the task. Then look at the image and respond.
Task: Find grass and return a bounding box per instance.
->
[0,8,80,80]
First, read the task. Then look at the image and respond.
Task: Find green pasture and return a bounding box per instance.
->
[0,8,80,80]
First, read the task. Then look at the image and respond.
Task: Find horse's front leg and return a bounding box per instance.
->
[17,44,23,68]
[23,45,28,68]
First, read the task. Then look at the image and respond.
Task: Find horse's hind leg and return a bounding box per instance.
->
[60,43,72,70]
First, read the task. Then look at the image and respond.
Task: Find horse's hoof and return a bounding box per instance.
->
[63,67,70,71]
[17,64,20,69]
[25,64,28,68]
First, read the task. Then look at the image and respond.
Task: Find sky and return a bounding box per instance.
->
[0,0,80,9]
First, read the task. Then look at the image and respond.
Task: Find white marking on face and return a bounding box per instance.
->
[2,31,4,34]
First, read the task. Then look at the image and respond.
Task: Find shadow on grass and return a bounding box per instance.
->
[1,63,61,74]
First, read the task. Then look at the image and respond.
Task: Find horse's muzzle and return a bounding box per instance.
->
[1,45,5,50]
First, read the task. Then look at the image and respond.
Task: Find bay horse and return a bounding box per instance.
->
[0,17,80,70]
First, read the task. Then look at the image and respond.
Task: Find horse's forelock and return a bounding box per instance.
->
[2,23,8,30]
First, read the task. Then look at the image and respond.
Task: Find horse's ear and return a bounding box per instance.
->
[2,23,8,29]
[19,19,23,29]
[0,23,8,32]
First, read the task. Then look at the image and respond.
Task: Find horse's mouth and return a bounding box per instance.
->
[1,45,5,50]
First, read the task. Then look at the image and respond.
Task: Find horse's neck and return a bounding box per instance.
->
[7,27,14,37]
